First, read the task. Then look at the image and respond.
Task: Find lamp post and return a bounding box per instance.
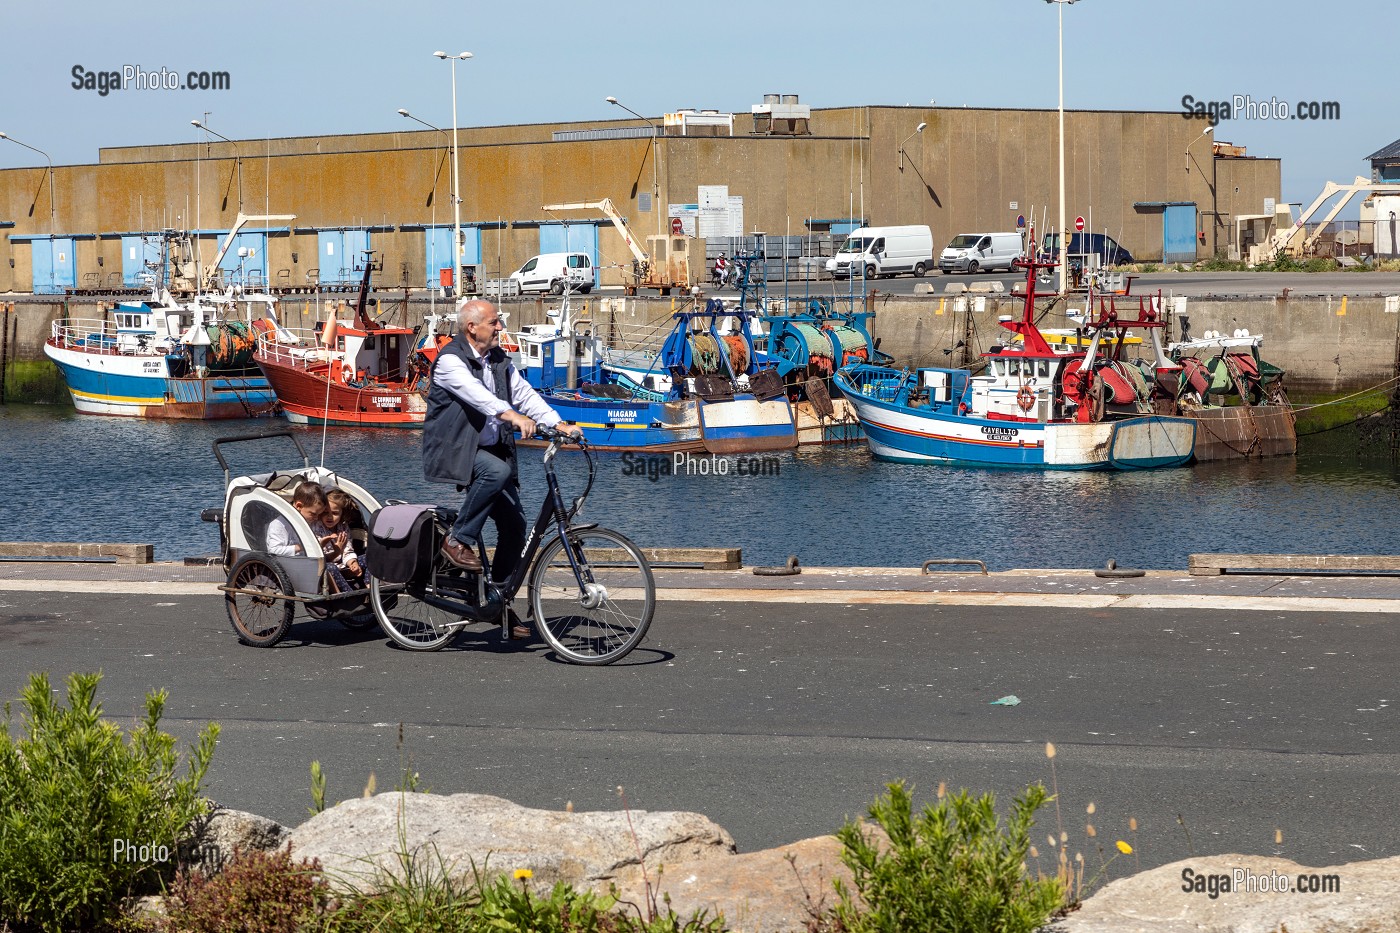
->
[606,96,662,241]
[1045,0,1078,295]
[897,121,927,171]
[191,119,242,213]
[0,132,56,235]
[1185,125,1216,257]
[433,51,473,295]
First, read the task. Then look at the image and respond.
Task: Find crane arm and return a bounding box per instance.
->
[205,212,298,286]
[542,199,650,269]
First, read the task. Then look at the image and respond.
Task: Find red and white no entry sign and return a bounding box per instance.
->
[1075,216,1085,232]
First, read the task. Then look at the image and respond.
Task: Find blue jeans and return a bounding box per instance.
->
[450,444,526,583]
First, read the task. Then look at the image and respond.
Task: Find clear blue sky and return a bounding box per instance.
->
[0,0,1385,215]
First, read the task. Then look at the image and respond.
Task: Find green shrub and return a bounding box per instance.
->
[323,844,726,932]
[0,671,219,933]
[158,847,328,933]
[830,781,1063,933]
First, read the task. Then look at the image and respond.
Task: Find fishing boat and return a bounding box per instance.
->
[834,243,1196,470]
[753,297,890,445]
[514,295,797,453]
[1167,330,1295,460]
[44,283,279,419]
[253,251,450,427]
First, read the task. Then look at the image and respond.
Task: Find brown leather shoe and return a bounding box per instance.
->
[440,537,483,572]
[505,607,532,641]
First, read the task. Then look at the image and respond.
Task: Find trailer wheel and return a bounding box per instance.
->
[226,554,294,647]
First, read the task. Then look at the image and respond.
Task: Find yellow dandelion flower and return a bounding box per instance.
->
[514,868,534,880]
[1116,840,1133,855]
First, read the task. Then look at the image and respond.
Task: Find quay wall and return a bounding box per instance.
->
[3,292,1396,405]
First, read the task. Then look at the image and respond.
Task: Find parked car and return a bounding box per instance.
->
[826,225,934,279]
[509,252,594,295]
[1039,233,1134,266]
[938,232,1024,274]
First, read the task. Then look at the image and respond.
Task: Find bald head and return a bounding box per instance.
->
[457,298,497,329]
[458,299,505,354]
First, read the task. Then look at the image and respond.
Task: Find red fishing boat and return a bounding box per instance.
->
[254,252,450,427]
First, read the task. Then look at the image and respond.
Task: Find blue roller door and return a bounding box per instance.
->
[121,235,163,287]
[31,237,76,294]
[423,226,481,287]
[318,230,371,285]
[217,231,267,286]
[1163,205,1198,263]
[538,223,598,269]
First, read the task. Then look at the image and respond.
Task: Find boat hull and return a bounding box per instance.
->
[45,341,275,419]
[844,386,1194,470]
[1184,405,1296,460]
[256,357,427,428]
[542,391,800,453]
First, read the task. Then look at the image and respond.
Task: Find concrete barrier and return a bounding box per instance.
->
[1189,553,1400,576]
[0,542,153,564]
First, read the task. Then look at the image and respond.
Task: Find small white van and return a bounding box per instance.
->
[826,225,934,279]
[938,232,1024,274]
[509,252,594,295]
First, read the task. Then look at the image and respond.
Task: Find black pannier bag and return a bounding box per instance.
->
[367,504,440,584]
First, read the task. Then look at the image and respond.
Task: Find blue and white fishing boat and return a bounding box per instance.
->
[513,294,796,453]
[45,285,280,419]
[43,217,288,419]
[834,245,1195,470]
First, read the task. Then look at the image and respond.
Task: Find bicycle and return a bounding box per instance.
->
[366,427,655,665]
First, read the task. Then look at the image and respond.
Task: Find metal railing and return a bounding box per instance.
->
[50,319,169,356]
[254,328,331,370]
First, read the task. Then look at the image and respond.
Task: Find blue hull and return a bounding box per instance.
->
[53,357,276,419]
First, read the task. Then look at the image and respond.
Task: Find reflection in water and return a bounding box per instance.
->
[2,406,1397,569]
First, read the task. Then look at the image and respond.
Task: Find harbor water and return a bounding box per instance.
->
[2,404,1397,569]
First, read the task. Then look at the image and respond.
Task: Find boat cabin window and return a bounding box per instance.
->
[1036,360,1050,379]
[528,344,539,359]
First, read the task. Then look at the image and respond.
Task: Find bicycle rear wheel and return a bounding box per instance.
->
[528,527,654,665]
[369,571,471,651]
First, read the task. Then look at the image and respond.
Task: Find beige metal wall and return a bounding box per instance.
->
[0,106,1281,293]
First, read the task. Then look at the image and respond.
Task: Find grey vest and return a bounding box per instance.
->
[422,335,518,486]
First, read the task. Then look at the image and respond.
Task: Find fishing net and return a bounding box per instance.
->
[688,334,724,374]
[722,334,750,374]
[206,321,256,370]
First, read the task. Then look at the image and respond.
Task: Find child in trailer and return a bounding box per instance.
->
[267,483,327,557]
[313,488,367,591]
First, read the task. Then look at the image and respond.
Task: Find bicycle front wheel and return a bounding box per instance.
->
[369,573,467,652]
[529,527,654,665]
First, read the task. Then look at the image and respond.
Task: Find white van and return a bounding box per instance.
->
[826,225,934,279]
[938,232,1024,274]
[509,252,594,295]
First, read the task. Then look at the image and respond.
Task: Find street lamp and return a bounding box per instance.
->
[433,51,473,295]
[897,121,927,171]
[0,132,56,235]
[191,119,242,213]
[1185,125,1216,257]
[1046,0,1079,295]
[399,108,452,206]
[606,96,662,241]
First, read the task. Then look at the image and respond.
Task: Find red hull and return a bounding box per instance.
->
[257,357,426,427]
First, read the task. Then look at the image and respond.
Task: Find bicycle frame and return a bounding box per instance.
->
[394,434,596,626]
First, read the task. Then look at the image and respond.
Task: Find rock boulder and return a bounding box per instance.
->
[1056,854,1400,933]
[287,792,736,893]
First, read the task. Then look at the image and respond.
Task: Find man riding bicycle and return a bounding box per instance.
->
[422,298,582,637]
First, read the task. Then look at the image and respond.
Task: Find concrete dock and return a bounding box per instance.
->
[2,560,1398,875]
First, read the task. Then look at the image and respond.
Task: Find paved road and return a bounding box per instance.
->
[2,586,1396,871]
[704,270,1400,299]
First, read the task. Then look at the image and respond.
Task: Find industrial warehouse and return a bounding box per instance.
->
[0,98,1280,295]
